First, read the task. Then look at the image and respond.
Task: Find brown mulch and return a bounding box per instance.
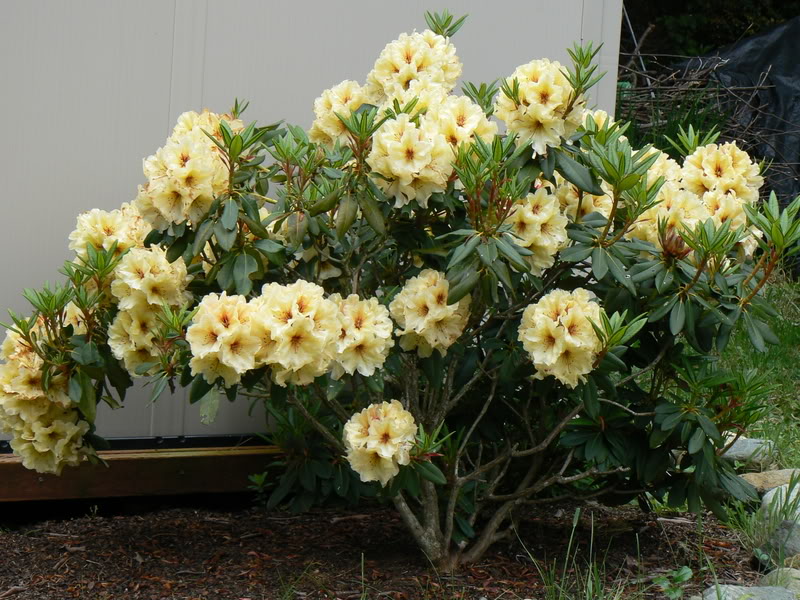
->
[0,495,762,599]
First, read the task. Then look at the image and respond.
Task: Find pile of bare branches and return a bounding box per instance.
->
[617,51,800,204]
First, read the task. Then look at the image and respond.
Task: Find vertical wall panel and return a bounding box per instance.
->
[0,1,177,440]
[1,1,622,441]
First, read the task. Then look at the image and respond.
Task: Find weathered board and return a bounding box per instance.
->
[0,446,280,502]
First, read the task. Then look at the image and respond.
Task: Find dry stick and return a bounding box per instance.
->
[443,378,500,551]
[512,404,585,458]
[599,398,656,417]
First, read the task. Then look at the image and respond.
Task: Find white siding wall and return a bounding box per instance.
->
[0,0,622,439]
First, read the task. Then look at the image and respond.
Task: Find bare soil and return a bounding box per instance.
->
[0,494,761,599]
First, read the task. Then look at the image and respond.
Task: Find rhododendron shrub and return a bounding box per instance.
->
[3,11,800,570]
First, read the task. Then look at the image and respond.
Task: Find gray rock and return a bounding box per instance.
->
[743,470,800,494]
[700,585,797,599]
[761,568,800,594]
[765,520,800,560]
[722,437,776,467]
[763,485,800,522]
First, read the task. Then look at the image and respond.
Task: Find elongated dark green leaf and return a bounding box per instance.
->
[688,427,705,454]
[447,268,480,304]
[591,247,608,280]
[166,234,189,263]
[495,236,530,272]
[559,244,593,263]
[414,461,447,486]
[670,301,686,335]
[556,150,604,195]
[606,253,635,293]
[214,220,237,251]
[150,375,169,403]
[221,198,239,230]
[189,373,215,404]
[233,252,258,296]
[309,190,341,216]
[448,235,481,270]
[191,219,215,256]
[336,194,358,239]
[253,238,284,255]
[358,192,385,235]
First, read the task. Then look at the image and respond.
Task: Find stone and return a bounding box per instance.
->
[765,521,800,561]
[763,485,800,522]
[722,437,776,468]
[700,585,797,599]
[761,568,800,594]
[743,470,800,494]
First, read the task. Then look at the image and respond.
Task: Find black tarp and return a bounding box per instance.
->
[683,16,800,202]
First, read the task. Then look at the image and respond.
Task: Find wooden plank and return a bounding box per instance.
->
[0,446,281,502]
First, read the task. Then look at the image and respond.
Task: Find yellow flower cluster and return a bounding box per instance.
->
[389,269,470,357]
[134,110,242,230]
[111,246,192,311]
[186,282,393,388]
[495,59,585,156]
[107,246,192,376]
[308,80,368,147]
[187,292,258,387]
[683,142,763,204]
[626,145,763,256]
[506,187,569,274]
[249,281,342,386]
[364,30,461,107]
[518,289,602,388]
[329,294,395,379]
[68,202,150,260]
[366,113,453,208]
[308,30,494,208]
[343,400,417,487]
[0,330,89,474]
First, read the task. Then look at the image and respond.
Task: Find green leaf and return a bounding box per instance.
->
[414,461,447,486]
[696,414,721,443]
[669,301,686,335]
[221,198,239,230]
[455,515,476,539]
[496,235,531,271]
[555,150,603,195]
[166,234,189,263]
[214,220,237,251]
[68,371,97,424]
[606,253,635,294]
[336,194,358,239]
[309,190,341,216]
[583,378,599,419]
[253,238,284,255]
[71,342,103,367]
[447,268,480,304]
[358,192,385,235]
[191,219,215,256]
[591,247,608,280]
[150,375,169,403]
[448,235,481,270]
[189,373,215,404]
[560,244,593,263]
[687,427,705,454]
[229,134,243,161]
[233,252,258,296]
